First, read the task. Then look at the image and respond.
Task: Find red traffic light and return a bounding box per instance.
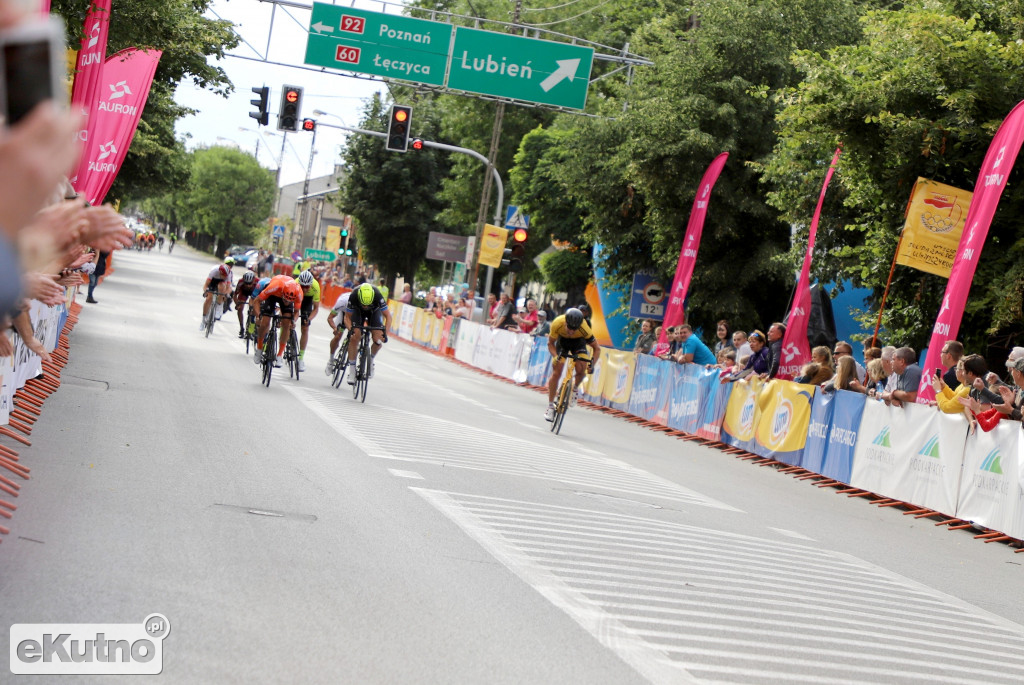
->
[411,138,423,150]
[512,227,528,243]
[394,109,408,123]
[302,118,316,131]
[285,89,300,103]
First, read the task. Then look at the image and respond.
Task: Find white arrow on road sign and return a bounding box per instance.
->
[311,21,334,33]
[539,58,581,92]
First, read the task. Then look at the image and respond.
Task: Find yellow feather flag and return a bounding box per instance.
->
[895,178,972,278]
[478,224,508,268]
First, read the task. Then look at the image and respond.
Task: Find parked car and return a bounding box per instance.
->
[224,244,257,262]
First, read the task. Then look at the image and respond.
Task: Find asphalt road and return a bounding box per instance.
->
[2,245,1024,684]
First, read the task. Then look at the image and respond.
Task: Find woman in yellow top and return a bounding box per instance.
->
[933,359,969,414]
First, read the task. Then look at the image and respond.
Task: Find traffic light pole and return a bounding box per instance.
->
[311,120,504,289]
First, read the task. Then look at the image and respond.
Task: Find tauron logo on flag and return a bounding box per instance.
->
[87,21,101,49]
[781,342,800,363]
[980,448,1003,474]
[872,426,892,447]
[918,435,941,458]
[98,141,117,161]
[109,81,132,99]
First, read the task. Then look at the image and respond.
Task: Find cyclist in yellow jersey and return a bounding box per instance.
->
[296,270,321,372]
[545,308,601,422]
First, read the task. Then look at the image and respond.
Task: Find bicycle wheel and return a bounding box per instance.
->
[204,299,215,338]
[261,322,277,387]
[244,312,254,354]
[353,344,368,403]
[332,345,349,388]
[288,330,300,380]
[552,368,574,435]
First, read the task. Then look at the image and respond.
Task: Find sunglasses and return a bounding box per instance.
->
[749,334,763,341]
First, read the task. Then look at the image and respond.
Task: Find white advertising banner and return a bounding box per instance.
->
[955,420,1022,536]
[398,303,415,340]
[850,402,957,511]
[454,320,481,364]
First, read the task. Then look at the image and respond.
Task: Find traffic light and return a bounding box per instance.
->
[410,138,424,151]
[301,118,316,132]
[277,85,303,132]
[501,225,528,272]
[385,105,412,152]
[249,86,269,127]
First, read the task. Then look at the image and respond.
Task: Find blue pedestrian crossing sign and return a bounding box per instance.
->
[505,206,529,230]
[272,224,286,238]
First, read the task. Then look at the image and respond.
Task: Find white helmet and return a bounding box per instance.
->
[298,270,314,286]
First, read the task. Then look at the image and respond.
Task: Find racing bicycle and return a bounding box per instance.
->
[258,313,280,387]
[243,307,257,354]
[286,327,301,381]
[329,326,353,389]
[550,349,590,435]
[203,289,226,338]
[349,324,385,403]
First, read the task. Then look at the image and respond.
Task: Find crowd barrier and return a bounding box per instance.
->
[388,301,1024,543]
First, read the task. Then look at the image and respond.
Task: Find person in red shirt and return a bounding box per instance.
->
[513,298,540,334]
[252,274,302,367]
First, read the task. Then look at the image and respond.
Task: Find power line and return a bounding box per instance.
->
[521,0,590,12]
[521,0,615,27]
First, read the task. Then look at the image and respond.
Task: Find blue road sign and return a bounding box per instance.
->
[629,269,666,320]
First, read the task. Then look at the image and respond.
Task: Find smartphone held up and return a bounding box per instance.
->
[0,15,66,127]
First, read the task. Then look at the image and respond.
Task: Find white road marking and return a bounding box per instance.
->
[388,469,424,480]
[284,384,741,511]
[769,527,816,541]
[412,489,1024,685]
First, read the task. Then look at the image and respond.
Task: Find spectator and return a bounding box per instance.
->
[264,251,275,277]
[514,298,540,334]
[453,297,471,319]
[723,330,769,382]
[732,330,753,361]
[865,359,888,399]
[793,362,820,384]
[85,250,109,303]
[578,302,592,326]
[674,324,717,365]
[987,346,1024,388]
[399,283,413,304]
[882,346,922,406]
[976,357,1024,429]
[485,293,498,322]
[811,346,834,375]
[656,326,680,360]
[833,340,866,384]
[823,356,868,393]
[940,340,964,390]
[531,310,550,337]
[633,318,657,354]
[713,320,733,355]
[377,278,389,300]
[764,322,786,379]
[716,348,737,375]
[491,292,516,330]
[932,358,971,414]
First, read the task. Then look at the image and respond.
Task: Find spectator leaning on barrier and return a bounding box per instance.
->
[491,293,516,330]
[764,322,786,379]
[879,346,898,393]
[633,318,657,354]
[674,324,717,365]
[932,357,971,416]
[514,298,540,334]
[723,330,769,383]
[866,359,888,399]
[940,340,964,390]
[987,346,1024,389]
[732,330,753,361]
[531,310,550,337]
[882,346,922,407]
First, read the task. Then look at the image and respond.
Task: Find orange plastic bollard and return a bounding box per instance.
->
[7,418,31,435]
[0,428,31,446]
[0,481,17,497]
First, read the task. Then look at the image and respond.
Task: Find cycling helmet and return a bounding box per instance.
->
[224,257,235,265]
[298,270,314,286]
[242,270,256,284]
[356,283,375,307]
[564,308,584,331]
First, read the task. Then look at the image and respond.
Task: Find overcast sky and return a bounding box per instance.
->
[173,0,393,187]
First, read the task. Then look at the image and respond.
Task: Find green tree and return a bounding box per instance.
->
[337,94,450,282]
[183,146,274,255]
[551,0,863,331]
[764,3,1024,352]
[52,0,238,202]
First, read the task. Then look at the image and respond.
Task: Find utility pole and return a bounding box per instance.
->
[470,0,523,298]
[297,125,318,252]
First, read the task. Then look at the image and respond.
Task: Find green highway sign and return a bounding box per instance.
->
[446,27,594,109]
[304,248,336,262]
[305,3,451,87]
